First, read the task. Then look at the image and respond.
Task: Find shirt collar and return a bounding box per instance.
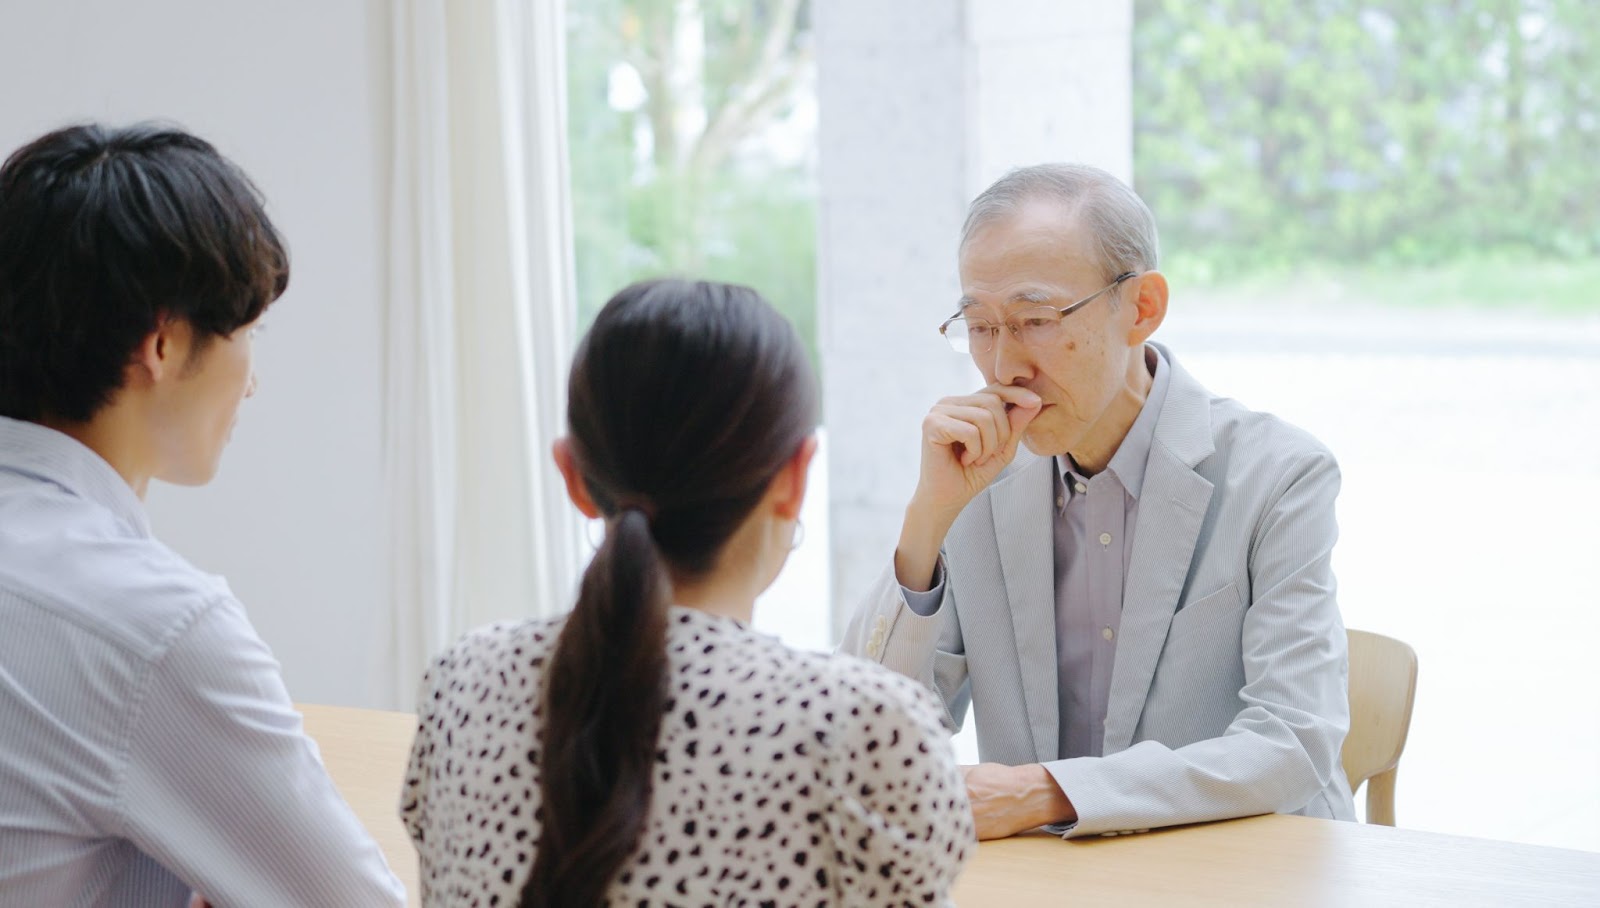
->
[1056,344,1171,502]
[0,415,152,538]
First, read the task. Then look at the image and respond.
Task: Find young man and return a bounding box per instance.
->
[843,163,1355,840]
[0,124,405,906]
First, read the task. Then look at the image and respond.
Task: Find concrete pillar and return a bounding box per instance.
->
[816,0,1133,636]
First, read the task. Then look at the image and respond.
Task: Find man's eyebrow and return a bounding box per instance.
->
[958,288,1054,310]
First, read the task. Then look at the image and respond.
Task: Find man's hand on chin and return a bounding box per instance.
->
[961,762,1077,840]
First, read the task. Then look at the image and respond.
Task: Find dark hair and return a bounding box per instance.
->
[0,122,288,423]
[523,278,818,907]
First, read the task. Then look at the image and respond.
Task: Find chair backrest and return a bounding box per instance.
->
[1341,629,1418,822]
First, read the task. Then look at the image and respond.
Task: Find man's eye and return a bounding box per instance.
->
[1019,317,1053,329]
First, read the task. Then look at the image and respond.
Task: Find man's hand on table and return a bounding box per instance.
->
[961,762,1077,840]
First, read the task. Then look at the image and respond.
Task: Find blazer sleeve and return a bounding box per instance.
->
[1043,450,1350,837]
[839,557,973,732]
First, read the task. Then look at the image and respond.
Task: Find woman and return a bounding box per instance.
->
[401,279,973,906]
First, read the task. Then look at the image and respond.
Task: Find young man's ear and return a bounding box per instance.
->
[769,434,818,522]
[129,317,191,387]
[551,437,603,520]
[128,330,167,389]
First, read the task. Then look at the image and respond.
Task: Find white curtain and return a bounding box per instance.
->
[385,0,585,707]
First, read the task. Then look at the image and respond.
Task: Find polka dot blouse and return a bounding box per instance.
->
[401,606,974,907]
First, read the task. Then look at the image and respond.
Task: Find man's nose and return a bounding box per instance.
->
[990,327,1033,386]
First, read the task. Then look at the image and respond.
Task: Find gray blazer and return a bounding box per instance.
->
[842,346,1357,837]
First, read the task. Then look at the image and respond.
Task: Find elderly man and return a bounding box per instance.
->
[842,163,1356,839]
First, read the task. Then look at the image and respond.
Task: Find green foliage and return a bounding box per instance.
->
[1134,0,1600,303]
[1169,256,1600,315]
[564,0,818,358]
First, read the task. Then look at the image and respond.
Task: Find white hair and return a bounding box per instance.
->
[960,163,1160,279]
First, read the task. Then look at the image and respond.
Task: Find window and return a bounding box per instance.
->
[565,0,829,650]
[1135,0,1600,850]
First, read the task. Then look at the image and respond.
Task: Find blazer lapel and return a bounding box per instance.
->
[1103,347,1217,754]
[988,452,1059,763]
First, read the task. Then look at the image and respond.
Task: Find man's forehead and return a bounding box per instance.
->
[961,219,1099,274]
[956,203,1104,311]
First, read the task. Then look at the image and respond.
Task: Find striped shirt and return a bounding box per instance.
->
[0,416,404,907]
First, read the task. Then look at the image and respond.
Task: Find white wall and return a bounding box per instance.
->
[0,0,398,708]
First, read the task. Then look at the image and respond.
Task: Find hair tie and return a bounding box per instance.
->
[614,500,656,521]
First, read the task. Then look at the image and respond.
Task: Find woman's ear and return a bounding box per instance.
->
[769,434,818,522]
[551,437,603,520]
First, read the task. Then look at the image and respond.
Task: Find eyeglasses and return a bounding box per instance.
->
[939,272,1138,356]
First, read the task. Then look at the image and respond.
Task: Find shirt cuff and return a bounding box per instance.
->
[899,558,946,617]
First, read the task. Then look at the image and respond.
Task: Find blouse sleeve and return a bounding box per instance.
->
[399,653,449,902]
[821,664,975,906]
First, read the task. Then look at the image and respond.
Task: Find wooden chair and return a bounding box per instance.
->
[1341,629,1418,826]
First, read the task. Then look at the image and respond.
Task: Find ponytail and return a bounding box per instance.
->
[523,277,819,903]
[522,508,669,907]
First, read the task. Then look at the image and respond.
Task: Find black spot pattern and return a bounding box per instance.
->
[401,607,974,906]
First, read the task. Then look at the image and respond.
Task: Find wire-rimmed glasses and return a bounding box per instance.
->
[939,271,1138,356]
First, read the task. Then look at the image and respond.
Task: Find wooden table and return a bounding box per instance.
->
[299,704,421,908]
[300,703,1600,907]
[954,814,1600,906]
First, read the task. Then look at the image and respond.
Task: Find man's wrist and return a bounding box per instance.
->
[895,498,960,591]
[1023,763,1076,828]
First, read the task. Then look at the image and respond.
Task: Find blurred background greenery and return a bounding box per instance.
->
[565,0,817,356]
[1135,0,1599,313]
[565,0,1599,348]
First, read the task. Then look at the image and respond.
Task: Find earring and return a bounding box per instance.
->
[584,517,606,550]
[789,519,806,552]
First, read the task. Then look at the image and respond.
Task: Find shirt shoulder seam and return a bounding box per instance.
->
[107,590,236,837]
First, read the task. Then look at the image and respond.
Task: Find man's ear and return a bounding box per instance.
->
[768,434,819,522]
[130,317,197,388]
[551,437,603,520]
[1126,270,1168,346]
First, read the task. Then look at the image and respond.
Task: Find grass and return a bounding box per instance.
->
[1163,257,1600,316]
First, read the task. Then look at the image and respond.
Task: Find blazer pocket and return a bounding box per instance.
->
[1169,582,1243,639]
[1144,583,1246,743]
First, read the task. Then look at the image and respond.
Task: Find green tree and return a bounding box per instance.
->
[565,0,817,358]
[1133,0,1600,286]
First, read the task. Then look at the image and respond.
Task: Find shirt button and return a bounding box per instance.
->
[1099,532,1112,545]
[1075,482,1087,494]
[1056,495,1065,509]
[1102,627,1114,641]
